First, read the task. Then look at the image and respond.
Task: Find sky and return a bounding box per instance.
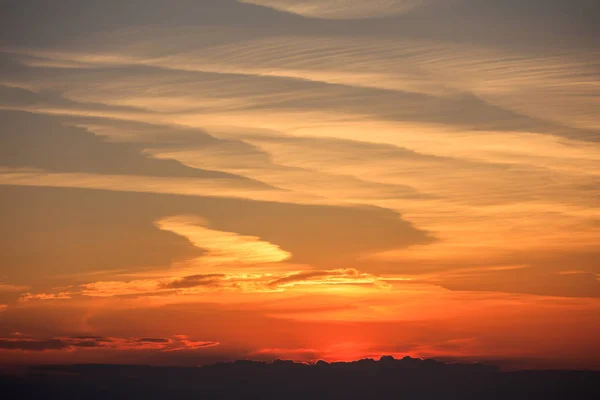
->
[0,0,599,370]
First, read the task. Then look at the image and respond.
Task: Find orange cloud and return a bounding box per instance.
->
[0,283,30,292]
[268,268,386,288]
[20,267,386,300]
[20,292,72,301]
[155,216,292,265]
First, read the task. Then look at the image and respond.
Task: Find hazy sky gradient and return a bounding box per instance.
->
[1,0,599,369]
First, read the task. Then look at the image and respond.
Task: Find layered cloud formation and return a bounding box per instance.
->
[0,0,599,369]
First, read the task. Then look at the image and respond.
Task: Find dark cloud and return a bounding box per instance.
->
[162,275,227,289]
[268,269,366,287]
[0,338,69,351]
[69,340,104,348]
[69,336,114,342]
[0,335,212,352]
[0,336,116,351]
[134,338,171,343]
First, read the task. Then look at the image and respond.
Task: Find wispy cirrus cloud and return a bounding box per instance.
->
[20,292,72,301]
[0,283,29,292]
[268,268,387,288]
[237,0,428,19]
[155,215,292,265]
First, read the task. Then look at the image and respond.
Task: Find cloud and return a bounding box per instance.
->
[0,169,298,204]
[156,216,292,265]
[268,269,384,288]
[1,0,599,371]
[439,266,600,298]
[250,347,322,361]
[24,267,386,300]
[167,335,220,351]
[162,274,227,289]
[69,336,114,342]
[0,109,268,185]
[20,292,72,301]
[0,283,29,292]
[0,338,70,351]
[7,44,589,139]
[10,28,597,136]
[238,0,427,19]
[71,274,256,298]
[79,280,164,298]
[0,185,429,286]
[134,338,171,343]
[0,334,218,352]
[0,185,203,283]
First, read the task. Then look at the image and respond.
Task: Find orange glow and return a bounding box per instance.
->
[1,0,599,372]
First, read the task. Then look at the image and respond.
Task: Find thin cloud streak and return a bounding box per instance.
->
[237,0,428,19]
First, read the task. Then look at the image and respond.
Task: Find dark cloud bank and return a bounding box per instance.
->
[1,356,598,399]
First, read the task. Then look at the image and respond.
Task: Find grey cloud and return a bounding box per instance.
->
[0,108,269,185]
[161,274,227,289]
[0,335,209,352]
[0,84,148,115]
[0,336,115,351]
[2,0,596,51]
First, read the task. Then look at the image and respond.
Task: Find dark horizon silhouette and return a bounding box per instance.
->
[2,355,599,399]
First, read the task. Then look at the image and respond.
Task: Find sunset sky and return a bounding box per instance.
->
[1,0,599,370]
